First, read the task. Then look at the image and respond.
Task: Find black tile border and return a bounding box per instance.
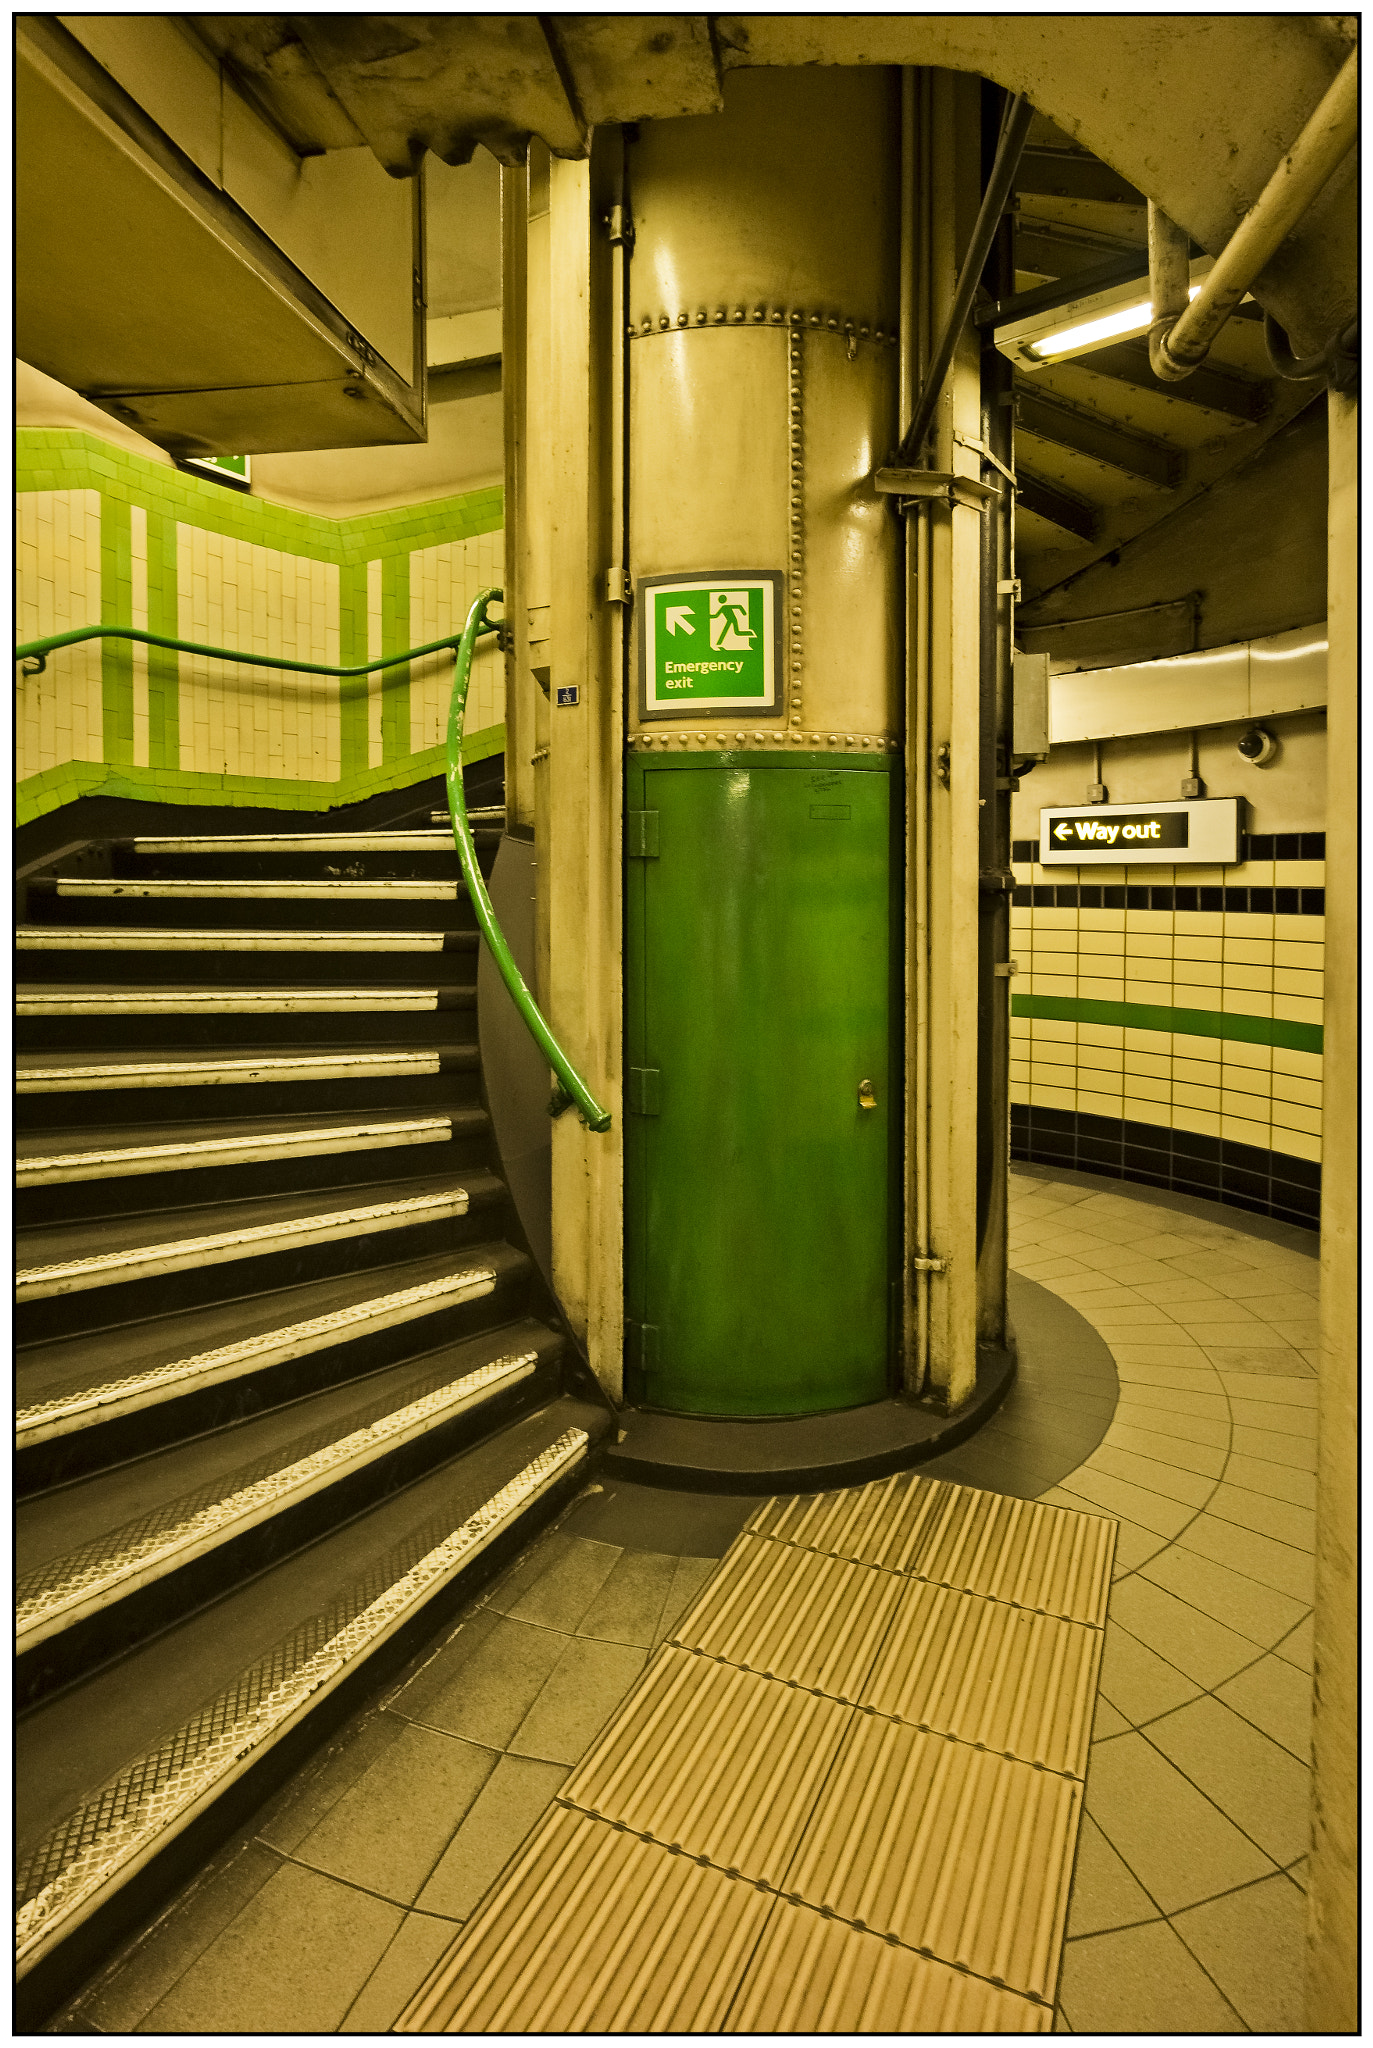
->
[1010,1103,1320,1229]
[1012,833,1324,866]
[1012,881,1324,915]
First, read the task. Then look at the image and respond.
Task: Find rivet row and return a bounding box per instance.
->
[627,307,894,343]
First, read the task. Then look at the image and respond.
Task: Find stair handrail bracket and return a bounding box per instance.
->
[446,588,612,1135]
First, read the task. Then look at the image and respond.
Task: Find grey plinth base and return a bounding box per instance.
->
[603,1341,1016,1495]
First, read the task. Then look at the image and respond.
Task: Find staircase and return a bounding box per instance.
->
[14,795,611,2020]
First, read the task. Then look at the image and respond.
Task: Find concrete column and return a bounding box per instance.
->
[1305,384,1357,2030]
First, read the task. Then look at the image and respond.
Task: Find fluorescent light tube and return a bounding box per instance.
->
[995,258,1215,371]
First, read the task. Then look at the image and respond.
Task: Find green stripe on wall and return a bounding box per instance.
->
[100,495,134,766]
[1012,992,1323,1055]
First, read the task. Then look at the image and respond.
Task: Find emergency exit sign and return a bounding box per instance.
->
[1039,797,1240,865]
[638,572,782,720]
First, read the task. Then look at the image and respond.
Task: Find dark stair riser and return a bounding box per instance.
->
[17,1198,507,1345]
[18,1260,541,1495]
[103,847,497,883]
[16,1121,493,1228]
[23,887,483,934]
[17,941,481,988]
[15,995,477,1055]
[16,1352,567,1713]
[15,1060,484,1133]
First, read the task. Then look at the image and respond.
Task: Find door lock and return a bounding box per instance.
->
[858,1079,877,1109]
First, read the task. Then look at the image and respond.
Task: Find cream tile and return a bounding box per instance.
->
[1109,1378,1226,1417]
[1013,1254,1102,1283]
[1080,1303,1178,1330]
[1221,1452,1316,1509]
[1083,1734,1274,1918]
[1270,1316,1322,1349]
[1136,1545,1307,1651]
[1169,1298,1267,1329]
[1072,1253,1188,1285]
[1272,1613,1314,1674]
[1082,1444,1214,1509]
[1059,1919,1244,2034]
[1172,1873,1307,2033]
[1206,1484,1315,1555]
[1240,1290,1325,1321]
[1229,1397,1317,1439]
[1216,1655,1312,1763]
[1101,1421,1225,1478]
[1108,1356,1218,1387]
[1127,1275,1227,1306]
[1107,1576,1257,1690]
[1063,1814,1161,1940]
[1144,1695,1310,1866]
[1111,1401,1230,1450]
[1104,1517,1170,1576]
[1177,1516,1314,1605]
[1092,1696,1132,1742]
[1163,1250,1267,1284]
[1051,1283,1150,1311]
[1229,1423,1317,1473]
[1054,1467,1193,1540]
[1203,1343,1313,1376]
[1097,1621,1202,1727]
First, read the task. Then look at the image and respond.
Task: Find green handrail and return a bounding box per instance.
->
[15,602,612,1134]
[446,588,611,1133]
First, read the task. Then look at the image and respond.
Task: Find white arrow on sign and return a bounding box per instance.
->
[664,606,695,635]
[1053,822,1074,840]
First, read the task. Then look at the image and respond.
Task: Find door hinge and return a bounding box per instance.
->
[994,960,1019,978]
[911,1253,947,1274]
[606,566,631,603]
[935,742,951,788]
[626,810,659,858]
[605,204,635,251]
[628,1066,661,1115]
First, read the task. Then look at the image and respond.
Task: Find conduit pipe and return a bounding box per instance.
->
[1149,45,1357,381]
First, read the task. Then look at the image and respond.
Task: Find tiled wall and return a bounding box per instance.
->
[15,429,504,822]
[1008,835,1324,1226]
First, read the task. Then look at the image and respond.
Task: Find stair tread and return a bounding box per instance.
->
[17,1043,476,1082]
[18,1241,529,1419]
[18,1103,484,1163]
[16,927,475,950]
[127,833,464,851]
[16,1398,603,1875]
[17,1169,503,1281]
[53,878,465,897]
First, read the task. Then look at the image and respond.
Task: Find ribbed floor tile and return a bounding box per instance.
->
[560,1647,850,1887]
[726,1895,1051,2033]
[863,1578,1105,1776]
[749,1471,1115,1624]
[668,1531,904,1698]
[786,1715,1081,2003]
[395,1805,772,2033]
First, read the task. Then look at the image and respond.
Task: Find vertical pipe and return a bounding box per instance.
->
[910,68,934,1396]
[499,164,531,832]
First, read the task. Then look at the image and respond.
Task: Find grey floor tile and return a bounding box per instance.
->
[1137,1542,1308,1648]
[1101,1516,1169,1575]
[292,1721,497,1905]
[500,1534,625,1632]
[416,1753,569,1920]
[1229,1395,1318,1438]
[385,1604,504,1726]
[656,1553,720,1644]
[1206,1482,1316,1554]
[140,1860,402,2034]
[1109,1575,1273,1690]
[1172,1873,1307,2032]
[1272,1612,1314,1673]
[1064,1814,1161,1939]
[1058,1918,1244,2033]
[1097,1620,1202,1727]
[576,1548,680,1647]
[1205,1342,1314,1375]
[1053,1464,1193,1539]
[1215,1652,1312,1761]
[257,1706,408,1856]
[1143,1695,1311,1866]
[1086,1442,1215,1508]
[404,1613,567,1749]
[480,1529,582,1617]
[1177,1514,1314,1604]
[1113,1381,1228,1420]
[509,1634,648,1765]
[1101,1420,1226,1479]
[1111,1400,1229,1449]
[1092,1695,1132,1740]
[1285,1856,1308,1892]
[1085,1734,1275,1915]
[62,1838,282,2033]
[339,1912,458,2033]
[1229,1421,1317,1472]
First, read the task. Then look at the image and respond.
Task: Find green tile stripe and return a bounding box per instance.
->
[1012,992,1322,1055]
[15,724,505,826]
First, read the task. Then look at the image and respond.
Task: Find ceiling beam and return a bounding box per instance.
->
[1016,470,1099,541]
[1015,386,1185,489]
[980,252,1148,328]
[1016,147,1144,207]
[1079,339,1272,423]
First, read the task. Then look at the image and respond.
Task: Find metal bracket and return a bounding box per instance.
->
[20,653,46,677]
[605,566,631,604]
[979,869,1017,894]
[605,205,635,252]
[994,960,1019,978]
[954,430,1017,488]
[935,741,951,788]
[911,1253,947,1274]
[874,467,1000,515]
[996,578,1022,601]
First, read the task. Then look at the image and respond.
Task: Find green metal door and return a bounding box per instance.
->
[625,754,898,1416]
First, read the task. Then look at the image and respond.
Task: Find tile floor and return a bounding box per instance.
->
[52,1167,1319,2035]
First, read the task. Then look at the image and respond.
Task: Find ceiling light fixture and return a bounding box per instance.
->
[995,256,1219,371]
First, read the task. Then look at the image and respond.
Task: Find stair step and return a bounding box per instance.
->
[15,1400,601,1997]
[437,807,504,824]
[18,985,464,1014]
[17,1173,498,1300]
[54,878,464,900]
[17,1108,481,1187]
[128,832,467,854]
[16,927,473,952]
[18,1243,526,1448]
[15,1048,480,1094]
[17,1349,547,1655]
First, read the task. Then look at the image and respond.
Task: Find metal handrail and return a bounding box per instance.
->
[14,602,612,1134]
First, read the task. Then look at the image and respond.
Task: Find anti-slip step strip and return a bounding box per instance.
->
[16,1264,501,1446]
[16,1350,542,1650]
[399,1472,1115,2034]
[128,833,463,853]
[17,1051,450,1094]
[54,879,462,900]
[16,928,462,952]
[16,1186,476,1300]
[17,1114,463,1186]
[14,1428,589,1979]
[18,988,446,1015]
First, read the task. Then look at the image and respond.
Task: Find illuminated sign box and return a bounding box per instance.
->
[1039,797,1240,866]
[638,572,782,721]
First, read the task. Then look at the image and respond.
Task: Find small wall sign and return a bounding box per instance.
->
[555,685,579,707]
[638,572,782,720]
[1039,797,1240,866]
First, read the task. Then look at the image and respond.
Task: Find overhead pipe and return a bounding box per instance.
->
[1149,45,1357,382]
[895,92,1034,465]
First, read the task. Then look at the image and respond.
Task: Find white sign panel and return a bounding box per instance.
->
[1039,797,1240,866]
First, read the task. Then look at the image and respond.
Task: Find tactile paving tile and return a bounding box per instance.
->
[560,1646,850,1889]
[748,1470,1114,1624]
[667,1530,904,1698]
[395,1804,774,2034]
[784,1713,1081,2004]
[726,1894,1051,2033]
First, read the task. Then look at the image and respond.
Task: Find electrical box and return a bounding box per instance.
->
[1013,650,1051,761]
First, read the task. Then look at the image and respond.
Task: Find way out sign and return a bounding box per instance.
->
[638,572,782,720]
[1039,797,1240,866]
